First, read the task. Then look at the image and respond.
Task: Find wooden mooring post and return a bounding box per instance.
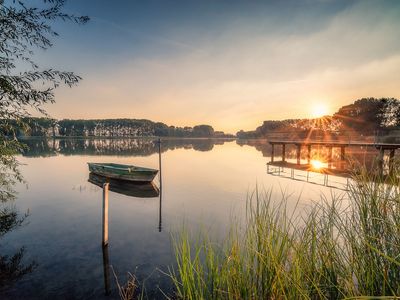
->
[102,183,109,246]
[282,144,286,162]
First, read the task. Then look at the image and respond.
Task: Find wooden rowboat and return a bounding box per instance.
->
[87,162,158,183]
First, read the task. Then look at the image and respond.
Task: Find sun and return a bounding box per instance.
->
[311,104,329,118]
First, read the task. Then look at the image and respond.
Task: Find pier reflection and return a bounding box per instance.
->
[267,160,351,190]
[267,157,399,190]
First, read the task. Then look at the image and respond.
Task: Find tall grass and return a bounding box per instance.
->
[170,164,400,299]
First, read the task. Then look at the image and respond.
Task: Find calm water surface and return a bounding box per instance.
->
[1,138,375,299]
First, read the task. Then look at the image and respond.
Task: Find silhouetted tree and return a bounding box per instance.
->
[333,98,400,134]
[380,98,400,128]
[0,0,88,196]
[193,125,214,137]
[0,1,87,289]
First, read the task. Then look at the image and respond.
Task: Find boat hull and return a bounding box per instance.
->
[88,163,158,183]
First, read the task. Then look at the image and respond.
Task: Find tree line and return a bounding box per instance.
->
[8,118,233,138]
[237,98,400,140]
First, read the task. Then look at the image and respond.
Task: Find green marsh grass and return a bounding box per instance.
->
[170,164,400,299]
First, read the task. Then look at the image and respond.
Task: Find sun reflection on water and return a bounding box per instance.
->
[311,159,324,170]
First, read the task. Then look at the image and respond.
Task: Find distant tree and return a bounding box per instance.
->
[333,98,400,134]
[193,125,214,137]
[0,0,88,197]
[380,98,400,128]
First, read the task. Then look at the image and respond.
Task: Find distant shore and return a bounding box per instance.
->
[17,135,238,140]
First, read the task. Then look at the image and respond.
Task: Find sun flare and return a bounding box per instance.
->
[311,104,329,118]
[310,160,324,170]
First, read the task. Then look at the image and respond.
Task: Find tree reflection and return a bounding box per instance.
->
[20,138,232,157]
[0,194,37,288]
[0,246,36,287]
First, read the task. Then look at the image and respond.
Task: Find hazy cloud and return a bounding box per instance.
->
[42,0,400,132]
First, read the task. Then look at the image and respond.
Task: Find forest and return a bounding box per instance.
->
[8,118,233,138]
[237,98,400,141]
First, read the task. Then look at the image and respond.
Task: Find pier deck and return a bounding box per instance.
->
[269,140,400,149]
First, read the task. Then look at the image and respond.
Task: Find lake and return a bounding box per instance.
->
[0,138,381,299]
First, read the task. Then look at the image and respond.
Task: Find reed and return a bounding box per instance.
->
[113,269,144,300]
[170,164,400,299]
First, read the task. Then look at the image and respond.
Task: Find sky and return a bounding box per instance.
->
[24,0,400,133]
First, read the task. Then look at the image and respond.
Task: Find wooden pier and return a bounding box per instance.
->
[269,140,400,172]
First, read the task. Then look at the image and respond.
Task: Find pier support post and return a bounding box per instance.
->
[307,145,311,164]
[378,147,384,177]
[296,144,301,165]
[389,149,395,175]
[271,144,275,162]
[341,147,346,161]
[282,144,286,162]
[328,146,333,168]
[102,183,109,246]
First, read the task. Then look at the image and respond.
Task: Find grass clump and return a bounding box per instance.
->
[170,166,400,299]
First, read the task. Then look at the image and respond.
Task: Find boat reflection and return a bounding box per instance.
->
[88,173,160,198]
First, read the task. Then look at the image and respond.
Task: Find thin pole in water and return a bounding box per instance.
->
[158,138,162,232]
[158,138,162,187]
[158,188,162,232]
[102,182,109,246]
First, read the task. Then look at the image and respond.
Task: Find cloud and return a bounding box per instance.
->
[49,0,400,132]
